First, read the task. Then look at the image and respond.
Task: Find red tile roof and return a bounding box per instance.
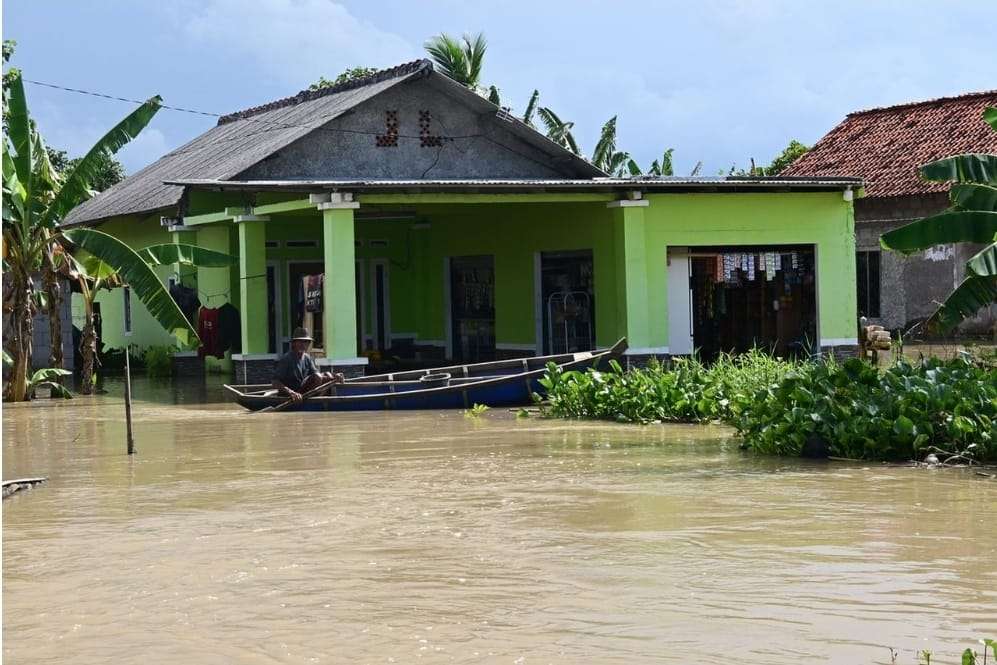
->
[784,90,997,199]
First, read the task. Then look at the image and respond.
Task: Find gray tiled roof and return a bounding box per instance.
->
[166,176,863,193]
[63,61,432,226]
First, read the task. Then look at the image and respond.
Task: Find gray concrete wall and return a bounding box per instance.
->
[855,194,996,335]
[240,78,573,180]
[28,278,75,371]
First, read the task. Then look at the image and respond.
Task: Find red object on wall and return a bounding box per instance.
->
[198,307,223,359]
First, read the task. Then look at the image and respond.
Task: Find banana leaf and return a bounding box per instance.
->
[985,107,997,132]
[138,243,237,268]
[61,228,199,348]
[928,271,997,332]
[966,242,997,278]
[880,211,997,254]
[920,154,997,185]
[522,90,540,126]
[44,95,162,226]
[950,183,997,212]
[5,70,33,197]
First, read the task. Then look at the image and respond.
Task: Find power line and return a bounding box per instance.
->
[24,79,222,118]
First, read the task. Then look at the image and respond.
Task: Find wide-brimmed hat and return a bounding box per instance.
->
[291,327,313,342]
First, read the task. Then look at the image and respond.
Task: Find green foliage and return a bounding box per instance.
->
[540,350,799,425]
[424,32,487,90]
[62,228,199,349]
[46,148,125,193]
[464,403,490,419]
[766,139,810,175]
[536,106,580,155]
[309,66,378,91]
[540,353,997,462]
[137,243,237,268]
[142,345,174,378]
[28,367,73,398]
[736,357,996,462]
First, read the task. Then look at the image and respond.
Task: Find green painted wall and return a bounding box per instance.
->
[87,190,856,361]
[642,192,857,346]
[92,217,177,351]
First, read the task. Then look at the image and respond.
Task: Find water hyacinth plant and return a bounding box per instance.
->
[539,352,997,462]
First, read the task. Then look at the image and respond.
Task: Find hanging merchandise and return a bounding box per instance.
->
[740,253,748,272]
[747,253,756,281]
[304,274,324,313]
[170,281,201,326]
[792,252,799,269]
[217,302,242,354]
[765,253,776,280]
[715,255,724,283]
[198,307,224,359]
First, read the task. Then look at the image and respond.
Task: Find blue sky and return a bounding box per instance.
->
[6,0,996,176]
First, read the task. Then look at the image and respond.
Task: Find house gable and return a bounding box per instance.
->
[239,73,593,180]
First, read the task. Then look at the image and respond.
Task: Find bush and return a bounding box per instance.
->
[539,349,801,424]
[735,357,997,462]
[142,345,175,378]
[539,353,997,462]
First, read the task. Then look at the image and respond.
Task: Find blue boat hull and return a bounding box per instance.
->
[225,339,627,412]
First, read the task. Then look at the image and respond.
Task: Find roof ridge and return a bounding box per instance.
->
[217,59,433,125]
[847,89,997,117]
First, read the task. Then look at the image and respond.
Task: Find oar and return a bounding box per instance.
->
[255,380,337,414]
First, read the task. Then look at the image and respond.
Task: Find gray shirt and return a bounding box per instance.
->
[273,352,318,391]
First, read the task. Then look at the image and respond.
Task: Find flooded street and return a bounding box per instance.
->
[3,378,996,664]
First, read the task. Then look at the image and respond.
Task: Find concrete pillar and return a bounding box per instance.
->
[609,200,651,349]
[319,198,368,376]
[236,216,269,354]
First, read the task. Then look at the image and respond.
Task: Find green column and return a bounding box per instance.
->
[170,226,198,288]
[321,205,359,360]
[610,201,651,349]
[237,218,269,354]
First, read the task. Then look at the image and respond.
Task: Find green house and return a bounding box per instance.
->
[64,60,861,381]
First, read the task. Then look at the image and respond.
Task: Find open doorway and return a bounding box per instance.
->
[686,245,817,359]
[449,255,495,362]
[540,250,595,354]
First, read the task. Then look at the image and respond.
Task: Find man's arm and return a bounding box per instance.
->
[272,358,303,402]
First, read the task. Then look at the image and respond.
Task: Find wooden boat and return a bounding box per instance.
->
[224,338,627,412]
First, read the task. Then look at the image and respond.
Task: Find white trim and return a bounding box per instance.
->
[316,356,369,367]
[443,256,453,359]
[233,214,270,223]
[606,199,649,208]
[232,353,279,361]
[820,338,858,347]
[533,251,543,355]
[496,343,537,351]
[317,201,360,210]
[369,258,391,351]
[624,346,670,355]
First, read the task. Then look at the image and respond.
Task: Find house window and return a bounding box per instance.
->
[856,250,881,318]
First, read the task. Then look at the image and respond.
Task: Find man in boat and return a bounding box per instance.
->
[272,327,344,402]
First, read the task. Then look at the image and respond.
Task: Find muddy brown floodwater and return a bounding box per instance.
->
[3,377,996,664]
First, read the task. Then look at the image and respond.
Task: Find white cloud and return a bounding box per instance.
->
[116,128,170,174]
[179,0,417,86]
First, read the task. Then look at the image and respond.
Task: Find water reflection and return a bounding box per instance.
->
[3,377,995,664]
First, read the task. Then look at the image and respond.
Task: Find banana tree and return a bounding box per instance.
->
[591,116,641,176]
[62,230,235,394]
[881,107,997,332]
[536,106,580,155]
[2,68,199,401]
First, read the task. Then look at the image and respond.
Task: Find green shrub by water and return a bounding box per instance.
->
[736,357,996,462]
[539,349,801,424]
[540,353,997,462]
[142,345,175,378]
